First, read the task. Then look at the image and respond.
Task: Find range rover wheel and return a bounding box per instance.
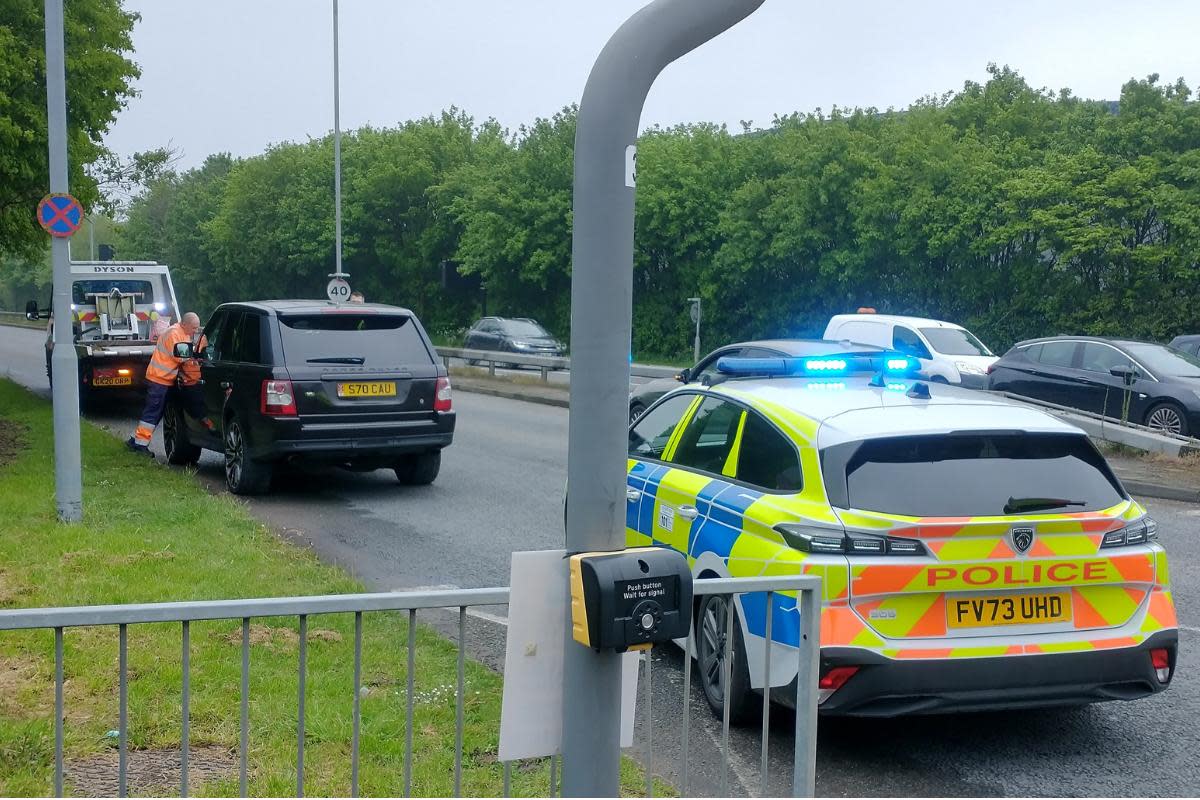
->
[163,401,201,466]
[224,415,272,495]
[394,451,441,486]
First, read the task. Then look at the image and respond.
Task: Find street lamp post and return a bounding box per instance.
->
[562,0,765,794]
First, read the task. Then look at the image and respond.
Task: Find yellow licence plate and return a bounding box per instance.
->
[337,381,396,398]
[947,593,1070,629]
[93,376,132,387]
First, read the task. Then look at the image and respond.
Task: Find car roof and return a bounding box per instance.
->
[829,313,967,330]
[1009,335,1165,350]
[218,300,415,316]
[714,338,884,355]
[707,376,1080,448]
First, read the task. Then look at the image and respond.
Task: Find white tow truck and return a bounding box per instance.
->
[25,261,183,406]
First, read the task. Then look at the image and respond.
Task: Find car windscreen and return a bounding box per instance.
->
[919,327,993,356]
[72,280,154,305]
[277,314,433,365]
[500,320,550,337]
[1122,342,1200,378]
[821,433,1125,517]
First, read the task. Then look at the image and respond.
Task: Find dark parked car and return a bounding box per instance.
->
[164,301,455,494]
[988,336,1200,436]
[1169,335,1200,356]
[628,339,884,424]
[463,317,565,366]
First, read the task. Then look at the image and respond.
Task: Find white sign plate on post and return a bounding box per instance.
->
[624,145,637,188]
[326,277,351,303]
[498,549,640,762]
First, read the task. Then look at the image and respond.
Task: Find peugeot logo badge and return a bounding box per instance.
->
[1011,527,1035,554]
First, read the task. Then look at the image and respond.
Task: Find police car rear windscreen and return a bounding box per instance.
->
[821,433,1125,517]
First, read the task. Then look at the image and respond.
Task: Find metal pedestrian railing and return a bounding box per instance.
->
[0,576,820,797]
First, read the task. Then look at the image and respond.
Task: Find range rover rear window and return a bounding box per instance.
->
[278,313,433,365]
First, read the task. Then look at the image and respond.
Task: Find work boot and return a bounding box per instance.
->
[125,437,154,459]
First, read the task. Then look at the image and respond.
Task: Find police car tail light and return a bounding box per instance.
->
[1101,517,1156,548]
[776,524,847,554]
[818,666,859,703]
[1150,648,1171,683]
[261,380,297,416]
[775,524,928,557]
[434,376,453,411]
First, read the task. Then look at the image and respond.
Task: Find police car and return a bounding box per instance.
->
[625,353,1178,719]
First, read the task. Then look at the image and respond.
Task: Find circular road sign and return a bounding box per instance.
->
[326,277,352,303]
[37,193,84,238]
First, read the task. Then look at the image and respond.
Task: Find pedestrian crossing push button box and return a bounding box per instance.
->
[569,547,692,652]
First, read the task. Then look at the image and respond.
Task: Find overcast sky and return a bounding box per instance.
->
[104,1,1200,169]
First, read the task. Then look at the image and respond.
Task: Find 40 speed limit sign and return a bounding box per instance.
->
[326,277,352,303]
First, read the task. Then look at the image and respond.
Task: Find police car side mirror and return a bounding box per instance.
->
[25,300,39,321]
[173,342,194,359]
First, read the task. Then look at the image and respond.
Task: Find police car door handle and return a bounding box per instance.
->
[626,488,641,503]
[678,505,699,520]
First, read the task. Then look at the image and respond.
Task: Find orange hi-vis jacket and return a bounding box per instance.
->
[145,324,191,386]
[180,334,206,386]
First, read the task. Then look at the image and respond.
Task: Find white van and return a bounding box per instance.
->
[822,312,997,387]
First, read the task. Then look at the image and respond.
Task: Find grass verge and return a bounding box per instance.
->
[0,379,665,797]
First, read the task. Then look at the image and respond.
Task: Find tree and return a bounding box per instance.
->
[0,0,140,259]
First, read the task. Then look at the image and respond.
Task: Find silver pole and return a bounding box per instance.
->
[44,0,83,522]
[332,0,344,278]
[689,297,701,363]
[89,216,95,261]
[562,0,765,795]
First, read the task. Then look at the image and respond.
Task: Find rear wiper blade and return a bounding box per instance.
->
[1003,497,1087,514]
[307,356,365,364]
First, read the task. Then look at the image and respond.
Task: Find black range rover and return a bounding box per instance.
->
[164,301,455,494]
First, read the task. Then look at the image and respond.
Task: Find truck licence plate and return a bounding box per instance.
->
[93,376,132,387]
[337,381,396,398]
[947,592,1070,628]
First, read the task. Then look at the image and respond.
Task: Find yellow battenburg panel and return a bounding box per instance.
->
[1155,548,1171,586]
[1074,585,1142,628]
[652,469,713,554]
[853,593,943,638]
[947,645,1012,658]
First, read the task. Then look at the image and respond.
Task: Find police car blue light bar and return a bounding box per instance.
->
[715,352,919,378]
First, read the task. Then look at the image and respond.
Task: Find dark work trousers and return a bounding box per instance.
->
[132,382,171,447]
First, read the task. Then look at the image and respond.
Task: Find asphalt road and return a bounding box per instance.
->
[3,324,1198,796]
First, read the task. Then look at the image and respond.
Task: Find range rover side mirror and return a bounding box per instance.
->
[173,341,194,359]
[675,367,690,383]
[25,300,39,321]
